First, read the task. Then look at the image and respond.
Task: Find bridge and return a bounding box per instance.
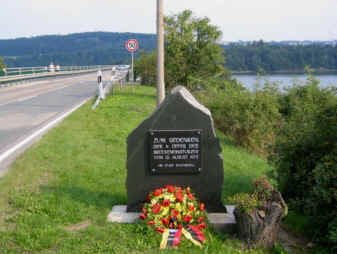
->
[0,65,113,86]
[0,65,130,176]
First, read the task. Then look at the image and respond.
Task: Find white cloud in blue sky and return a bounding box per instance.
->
[1,0,336,41]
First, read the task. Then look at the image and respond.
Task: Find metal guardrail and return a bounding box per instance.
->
[0,65,114,86]
[92,68,130,110]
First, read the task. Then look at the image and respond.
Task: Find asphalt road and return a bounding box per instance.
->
[0,71,110,176]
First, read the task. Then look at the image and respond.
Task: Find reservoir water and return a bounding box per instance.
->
[233,73,337,91]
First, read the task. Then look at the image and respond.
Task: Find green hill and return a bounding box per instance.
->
[0,32,156,67]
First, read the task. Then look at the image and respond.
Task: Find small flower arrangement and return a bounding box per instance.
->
[229,192,259,214]
[229,176,274,213]
[139,185,207,233]
[251,176,273,201]
[229,176,287,248]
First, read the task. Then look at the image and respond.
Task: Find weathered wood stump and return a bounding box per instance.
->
[234,190,287,248]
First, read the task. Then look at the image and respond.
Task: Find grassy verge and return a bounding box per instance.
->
[1,86,281,253]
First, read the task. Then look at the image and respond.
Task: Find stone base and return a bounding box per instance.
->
[107,205,236,233]
[107,205,140,223]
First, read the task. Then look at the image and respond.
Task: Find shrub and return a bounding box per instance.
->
[270,77,337,250]
[196,78,282,156]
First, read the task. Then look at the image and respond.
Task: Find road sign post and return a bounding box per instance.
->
[126,39,139,84]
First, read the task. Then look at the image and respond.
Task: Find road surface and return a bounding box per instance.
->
[0,71,110,176]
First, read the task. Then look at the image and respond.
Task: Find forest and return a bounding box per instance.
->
[224,40,337,72]
[0,32,156,67]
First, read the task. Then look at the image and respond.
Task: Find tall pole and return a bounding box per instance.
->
[156,0,165,106]
[131,51,134,83]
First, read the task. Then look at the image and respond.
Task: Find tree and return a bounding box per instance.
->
[164,10,226,89]
[134,10,230,89]
[134,50,156,85]
[0,57,6,75]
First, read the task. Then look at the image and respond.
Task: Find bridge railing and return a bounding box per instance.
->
[0,65,113,85]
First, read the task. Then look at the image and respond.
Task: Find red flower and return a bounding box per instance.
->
[171,209,179,217]
[178,224,183,229]
[156,227,165,233]
[165,184,175,193]
[152,203,161,214]
[162,199,170,207]
[197,223,206,229]
[187,193,195,200]
[175,191,184,202]
[161,217,169,226]
[184,214,193,223]
[148,220,155,226]
[197,216,205,223]
[188,205,195,211]
[142,207,147,214]
[169,222,174,228]
[139,213,147,220]
[154,188,163,196]
[200,203,205,211]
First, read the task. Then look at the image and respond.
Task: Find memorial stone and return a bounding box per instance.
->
[126,86,225,212]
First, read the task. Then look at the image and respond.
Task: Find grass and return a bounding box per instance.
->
[0,86,283,253]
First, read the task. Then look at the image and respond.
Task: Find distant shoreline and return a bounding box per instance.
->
[232,69,337,75]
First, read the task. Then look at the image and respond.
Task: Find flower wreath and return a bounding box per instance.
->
[140,185,207,248]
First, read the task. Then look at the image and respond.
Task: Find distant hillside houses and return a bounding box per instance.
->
[221,40,337,46]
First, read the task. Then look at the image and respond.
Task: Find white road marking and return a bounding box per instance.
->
[0,97,91,164]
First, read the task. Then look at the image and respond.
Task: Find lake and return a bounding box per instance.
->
[233,73,337,91]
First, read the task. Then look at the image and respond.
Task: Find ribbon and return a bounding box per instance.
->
[159,225,205,249]
[160,229,182,249]
[182,227,202,247]
[184,225,206,244]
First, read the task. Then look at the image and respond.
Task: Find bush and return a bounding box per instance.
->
[270,77,337,250]
[196,78,282,156]
[197,75,337,250]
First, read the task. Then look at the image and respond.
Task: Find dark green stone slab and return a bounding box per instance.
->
[126,86,225,212]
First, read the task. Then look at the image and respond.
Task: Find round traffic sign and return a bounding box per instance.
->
[126,39,139,52]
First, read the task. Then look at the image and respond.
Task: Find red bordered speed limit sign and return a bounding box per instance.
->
[126,39,139,52]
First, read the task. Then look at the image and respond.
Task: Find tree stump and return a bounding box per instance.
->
[234,190,287,248]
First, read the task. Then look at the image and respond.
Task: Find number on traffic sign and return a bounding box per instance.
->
[126,39,139,52]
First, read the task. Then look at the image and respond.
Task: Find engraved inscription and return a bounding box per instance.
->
[149,130,202,174]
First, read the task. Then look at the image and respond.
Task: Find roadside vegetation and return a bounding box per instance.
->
[196,74,337,253]
[135,10,336,253]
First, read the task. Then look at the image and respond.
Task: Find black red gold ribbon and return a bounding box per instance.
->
[160,229,182,249]
[160,225,205,249]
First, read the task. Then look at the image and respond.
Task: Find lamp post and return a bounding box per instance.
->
[156,0,165,106]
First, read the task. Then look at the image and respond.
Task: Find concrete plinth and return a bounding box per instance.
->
[107,205,236,233]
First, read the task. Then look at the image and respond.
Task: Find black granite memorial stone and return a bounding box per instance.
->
[126,86,225,212]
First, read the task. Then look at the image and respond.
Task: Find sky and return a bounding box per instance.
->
[1,0,337,41]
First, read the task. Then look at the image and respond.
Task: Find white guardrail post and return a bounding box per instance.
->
[92,67,130,110]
